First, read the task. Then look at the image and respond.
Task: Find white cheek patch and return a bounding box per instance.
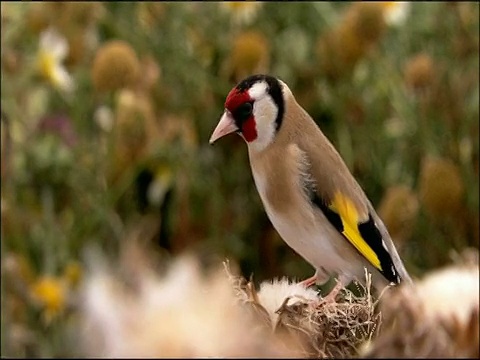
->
[247,82,278,152]
[252,97,277,151]
[248,82,268,100]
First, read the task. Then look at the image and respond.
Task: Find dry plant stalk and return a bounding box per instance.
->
[80,244,478,359]
[224,261,382,359]
[361,248,479,359]
[79,249,301,358]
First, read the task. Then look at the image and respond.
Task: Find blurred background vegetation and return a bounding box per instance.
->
[1,1,478,357]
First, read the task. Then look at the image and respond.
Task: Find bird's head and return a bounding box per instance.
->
[209,74,287,152]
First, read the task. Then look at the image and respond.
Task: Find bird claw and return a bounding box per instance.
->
[307,279,344,309]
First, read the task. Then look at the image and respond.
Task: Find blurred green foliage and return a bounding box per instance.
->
[1,2,479,357]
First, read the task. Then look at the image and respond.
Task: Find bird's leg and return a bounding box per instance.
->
[319,279,343,303]
[307,276,347,309]
[299,270,345,305]
[299,273,318,288]
[299,269,330,288]
[316,273,351,306]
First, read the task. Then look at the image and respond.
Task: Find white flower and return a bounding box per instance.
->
[37,27,75,94]
[220,1,263,25]
[94,105,114,133]
[380,1,410,26]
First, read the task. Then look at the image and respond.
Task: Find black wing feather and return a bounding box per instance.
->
[306,181,401,284]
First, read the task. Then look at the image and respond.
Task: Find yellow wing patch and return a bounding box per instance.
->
[330,192,382,271]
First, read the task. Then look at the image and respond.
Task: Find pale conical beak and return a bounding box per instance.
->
[209,111,239,144]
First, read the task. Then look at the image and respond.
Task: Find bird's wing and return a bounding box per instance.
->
[300,156,401,284]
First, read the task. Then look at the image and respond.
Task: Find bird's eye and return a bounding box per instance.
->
[234,102,253,123]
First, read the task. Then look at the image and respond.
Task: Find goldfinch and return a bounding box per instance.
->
[209,74,412,295]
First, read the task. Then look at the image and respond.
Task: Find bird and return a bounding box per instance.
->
[209,74,412,300]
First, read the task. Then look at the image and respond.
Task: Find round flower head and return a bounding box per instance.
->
[378,185,419,246]
[224,31,270,82]
[316,2,386,81]
[344,2,386,45]
[31,276,67,324]
[404,53,436,92]
[419,156,465,220]
[92,40,140,93]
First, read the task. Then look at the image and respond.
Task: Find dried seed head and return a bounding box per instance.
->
[404,53,436,92]
[362,259,479,358]
[80,247,293,358]
[419,156,465,220]
[378,185,419,246]
[91,40,140,93]
[224,31,270,82]
[317,2,386,82]
[344,3,387,46]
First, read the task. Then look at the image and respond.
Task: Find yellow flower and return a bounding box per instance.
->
[379,2,410,26]
[37,27,75,94]
[31,276,66,323]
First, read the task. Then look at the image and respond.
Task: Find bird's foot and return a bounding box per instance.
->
[299,269,332,289]
[319,280,343,303]
[308,280,344,309]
